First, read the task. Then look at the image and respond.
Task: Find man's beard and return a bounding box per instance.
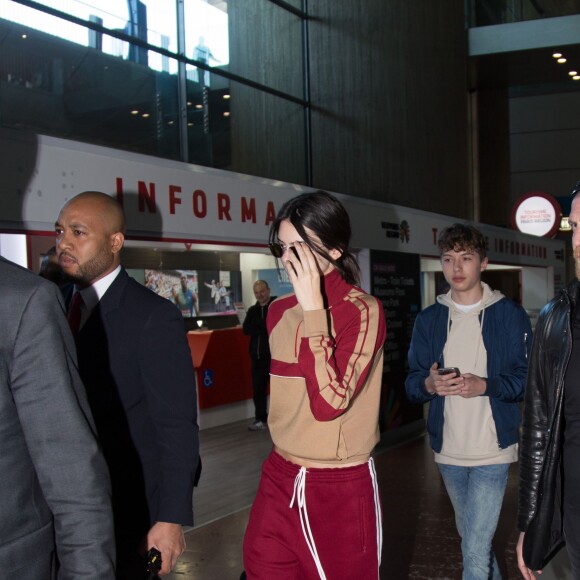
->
[72,249,114,285]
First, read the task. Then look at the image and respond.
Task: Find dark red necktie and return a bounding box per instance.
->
[68,291,83,337]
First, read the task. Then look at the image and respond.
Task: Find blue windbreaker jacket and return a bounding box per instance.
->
[405,296,532,453]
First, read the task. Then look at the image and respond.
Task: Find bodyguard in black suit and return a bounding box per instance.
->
[55,191,199,578]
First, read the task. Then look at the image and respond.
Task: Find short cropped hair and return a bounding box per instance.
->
[253,280,269,289]
[438,223,487,261]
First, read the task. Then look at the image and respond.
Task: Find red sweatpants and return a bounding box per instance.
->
[243,450,382,579]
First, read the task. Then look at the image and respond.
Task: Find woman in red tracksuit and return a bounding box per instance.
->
[243,190,387,579]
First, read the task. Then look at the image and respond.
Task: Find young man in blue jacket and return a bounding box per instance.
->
[406,223,532,580]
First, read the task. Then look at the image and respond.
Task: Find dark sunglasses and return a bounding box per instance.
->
[269,242,283,258]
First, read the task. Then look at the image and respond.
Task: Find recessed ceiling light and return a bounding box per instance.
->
[223,94,231,100]
[168,120,174,125]
[223,111,230,117]
[187,101,192,106]
[130,110,139,115]
[553,52,563,58]
[558,58,567,64]
[187,122,194,126]
[569,71,578,76]
[573,75,580,81]
[142,113,150,118]
[195,104,203,109]
[21,34,27,39]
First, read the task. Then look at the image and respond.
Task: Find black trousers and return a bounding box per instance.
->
[251,357,270,423]
[564,502,580,577]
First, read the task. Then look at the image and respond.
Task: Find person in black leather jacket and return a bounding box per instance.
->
[517,183,580,579]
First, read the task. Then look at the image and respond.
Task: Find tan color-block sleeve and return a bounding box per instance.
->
[303,309,329,337]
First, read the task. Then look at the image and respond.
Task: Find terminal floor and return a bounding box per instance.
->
[167,420,573,580]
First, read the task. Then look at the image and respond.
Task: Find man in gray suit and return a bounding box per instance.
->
[0,256,115,579]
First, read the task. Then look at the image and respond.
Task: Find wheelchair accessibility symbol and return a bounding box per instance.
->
[202,369,214,388]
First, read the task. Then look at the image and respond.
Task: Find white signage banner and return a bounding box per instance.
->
[0,128,566,269]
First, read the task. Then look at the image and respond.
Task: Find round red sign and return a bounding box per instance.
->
[510,191,561,238]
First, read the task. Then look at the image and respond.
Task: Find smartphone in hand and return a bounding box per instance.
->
[438,367,460,377]
[146,547,162,579]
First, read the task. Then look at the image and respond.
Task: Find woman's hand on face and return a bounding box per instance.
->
[284,242,324,311]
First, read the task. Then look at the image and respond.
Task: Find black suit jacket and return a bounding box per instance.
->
[71,268,199,536]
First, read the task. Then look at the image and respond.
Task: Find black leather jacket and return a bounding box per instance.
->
[242,297,276,360]
[518,279,579,565]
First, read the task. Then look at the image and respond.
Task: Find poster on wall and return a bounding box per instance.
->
[143,269,242,317]
[256,267,293,299]
[370,250,423,432]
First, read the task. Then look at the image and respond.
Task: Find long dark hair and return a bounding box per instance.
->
[269,190,360,285]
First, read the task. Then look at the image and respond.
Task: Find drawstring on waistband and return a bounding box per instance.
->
[368,457,382,567]
[289,458,383,579]
[290,467,327,580]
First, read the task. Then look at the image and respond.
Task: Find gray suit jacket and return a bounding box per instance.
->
[0,257,115,579]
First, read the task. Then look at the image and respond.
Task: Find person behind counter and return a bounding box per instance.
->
[243,280,276,431]
[242,190,387,579]
[405,223,532,580]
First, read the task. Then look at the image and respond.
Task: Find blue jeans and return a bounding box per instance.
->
[438,463,510,580]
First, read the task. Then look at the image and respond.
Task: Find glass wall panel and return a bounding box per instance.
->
[1,0,126,46]
[185,0,303,99]
[1,0,307,182]
[278,0,303,10]
[185,74,306,181]
[0,17,180,159]
[185,70,230,168]
[467,0,580,27]
[2,1,178,71]
[226,79,306,184]
[183,0,229,87]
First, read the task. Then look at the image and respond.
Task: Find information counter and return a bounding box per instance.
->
[187,327,253,409]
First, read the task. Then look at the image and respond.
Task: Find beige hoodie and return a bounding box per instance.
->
[434,283,518,466]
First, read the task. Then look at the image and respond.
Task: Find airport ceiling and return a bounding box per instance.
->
[470,43,580,96]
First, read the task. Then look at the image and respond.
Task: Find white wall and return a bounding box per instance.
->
[521,266,552,310]
[510,91,580,199]
[0,234,27,266]
[521,266,553,328]
[198,399,254,431]
[419,258,557,315]
[239,251,276,309]
[357,248,371,294]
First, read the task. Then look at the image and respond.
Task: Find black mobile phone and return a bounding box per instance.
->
[438,367,460,377]
[146,547,162,578]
